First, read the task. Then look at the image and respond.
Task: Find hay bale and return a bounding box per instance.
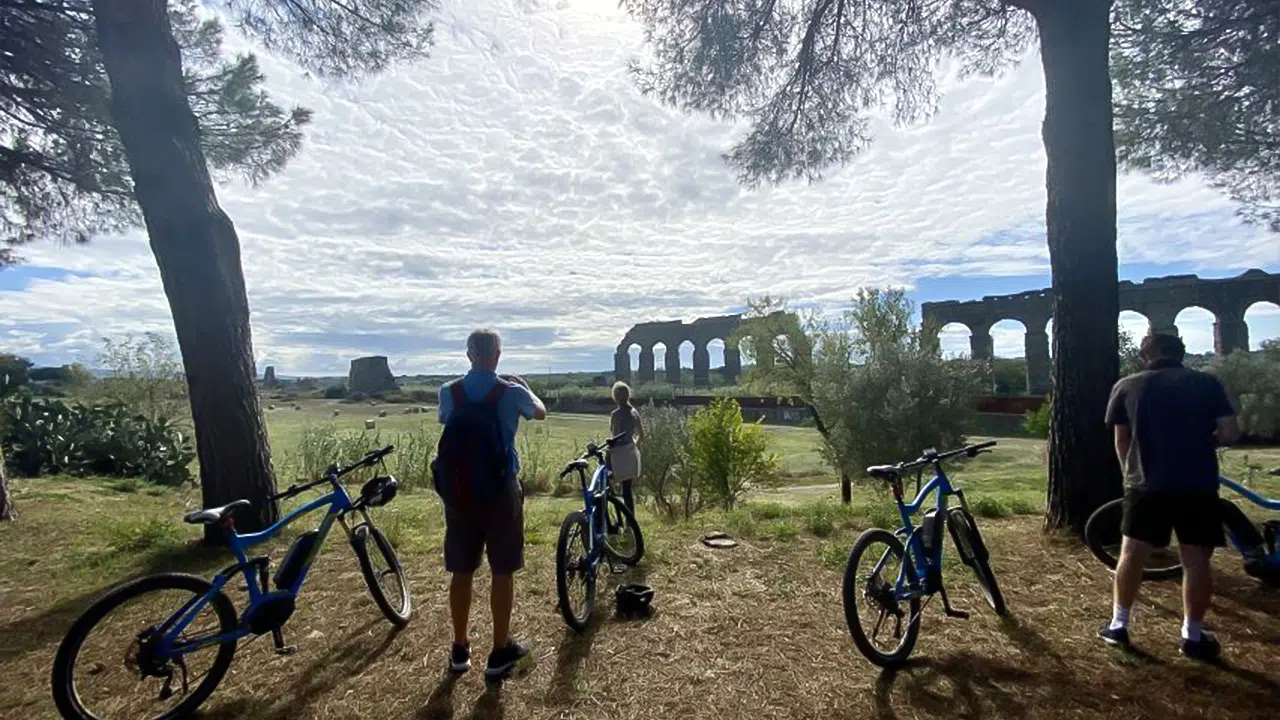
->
[365,419,376,429]
[267,404,276,411]
[332,409,341,417]
[377,409,388,418]
[292,404,301,411]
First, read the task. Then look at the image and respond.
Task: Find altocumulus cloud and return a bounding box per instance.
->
[3,0,1278,375]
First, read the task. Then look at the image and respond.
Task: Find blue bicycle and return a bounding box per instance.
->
[51,446,410,720]
[1085,474,1280,586]
[554,433,645,632]
[843,441,1008,668]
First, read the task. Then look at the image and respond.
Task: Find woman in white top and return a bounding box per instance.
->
[607,381,644,513]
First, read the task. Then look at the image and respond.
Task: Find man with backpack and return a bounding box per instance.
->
[433,329,547,679]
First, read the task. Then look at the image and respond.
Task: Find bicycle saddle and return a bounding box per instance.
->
[866,465,900,479]
[183,499,252,525]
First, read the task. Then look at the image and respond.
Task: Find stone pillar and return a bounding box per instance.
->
[665,345,681,385]
[1214,311,1249,355]
[1142,306,1180,337]
[691,343,711,386]
[1024,329,1051,395]
[969,329,994,360]
[638,347,655,385]
[724,345,742,384]
[614,350,630,382]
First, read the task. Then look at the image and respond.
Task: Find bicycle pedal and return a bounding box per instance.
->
[274,645,298,656]
[945,608,970,620]
[608,563,629,574]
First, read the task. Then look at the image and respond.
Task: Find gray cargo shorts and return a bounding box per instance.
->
[443,475,524,575]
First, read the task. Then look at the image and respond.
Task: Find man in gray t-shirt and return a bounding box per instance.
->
[1098,333,1239,660]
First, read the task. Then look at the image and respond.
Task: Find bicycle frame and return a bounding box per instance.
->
[575,459,614,575]
[1219,476,1280,561]
[878,465,972,602]
[155,483,358,658]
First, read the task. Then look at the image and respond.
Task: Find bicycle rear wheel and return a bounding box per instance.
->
[602,495,644,566]
[842,528,921,668]
[555,511,596,633]
[946,508,1008,616]
[352,522,412,627]
[1084,498,1183,581]
[51,573,238,720]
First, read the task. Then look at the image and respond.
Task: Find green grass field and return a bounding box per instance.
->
[264,397,1280,517]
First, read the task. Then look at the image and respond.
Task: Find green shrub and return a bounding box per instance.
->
[91,334,188,424]
[323,384,347,400]
[804,504,836,537]
[1207,346,1280,442]
[1023,395,1051,439]
[345,391,368,403]
[1,394,195,485]
[686,397,779,510]
[636,405,694,519]
[1008,498,1040,515]
[970,496,1010,519]
[0,354,32,396]
[736,289,981,487]
[407,389,432,403]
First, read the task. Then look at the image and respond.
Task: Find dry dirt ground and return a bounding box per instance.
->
[2,482,1278,720]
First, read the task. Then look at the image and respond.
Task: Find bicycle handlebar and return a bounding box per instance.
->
[870,440,998,478]
[557,434,630,478]
[271,445,395,502]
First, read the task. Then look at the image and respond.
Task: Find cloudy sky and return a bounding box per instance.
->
[3,0,1278,377]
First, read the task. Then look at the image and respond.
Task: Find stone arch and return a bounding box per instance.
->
[938,322,973,359]
[706,338,727,385]
[987,318,1032,394]
[988,319,1028,359]
[1174,306,1216,355]
[675,339,695,386]
[1117,310,1150,343]
[1244,301,1280,351]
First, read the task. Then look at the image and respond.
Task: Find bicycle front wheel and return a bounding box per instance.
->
[352,522,412,627]
[946,508,1008,616]
[555,511,596,633]
[842,528,921,668]
[602,495,645,566]
[1084,498,1183,581]
[51,573,238,720]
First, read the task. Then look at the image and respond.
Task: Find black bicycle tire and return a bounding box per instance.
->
[842,528,921,668]
[602,495,645,566]
[51,573,239,720]
[352,523,412,627]
[555,511,595,633]
[1083,498,1184,581]
[946,508,1008,616]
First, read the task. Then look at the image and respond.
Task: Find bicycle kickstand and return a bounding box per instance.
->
[938,583,970,620]
[272,627,298,656]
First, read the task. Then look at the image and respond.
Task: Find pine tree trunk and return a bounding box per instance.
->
[0,460,13,521]
[1034,0,1124,535]
[92,0,278,541]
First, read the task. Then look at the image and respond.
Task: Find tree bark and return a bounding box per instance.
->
[92,0,278,541]
[1034,0,1124,535]
[0,459,13,521]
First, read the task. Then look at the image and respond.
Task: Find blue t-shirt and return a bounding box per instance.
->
[437,370,538,476]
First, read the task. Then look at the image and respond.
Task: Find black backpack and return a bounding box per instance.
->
[431,380,509,510]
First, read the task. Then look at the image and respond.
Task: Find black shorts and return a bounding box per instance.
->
[1121,488,1224,548]
[443,478,525,575]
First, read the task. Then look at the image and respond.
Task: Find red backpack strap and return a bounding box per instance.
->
[449,381,467,406]
[483,380,507,405]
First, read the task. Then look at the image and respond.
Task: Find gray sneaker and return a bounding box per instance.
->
[484,638,529,679]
